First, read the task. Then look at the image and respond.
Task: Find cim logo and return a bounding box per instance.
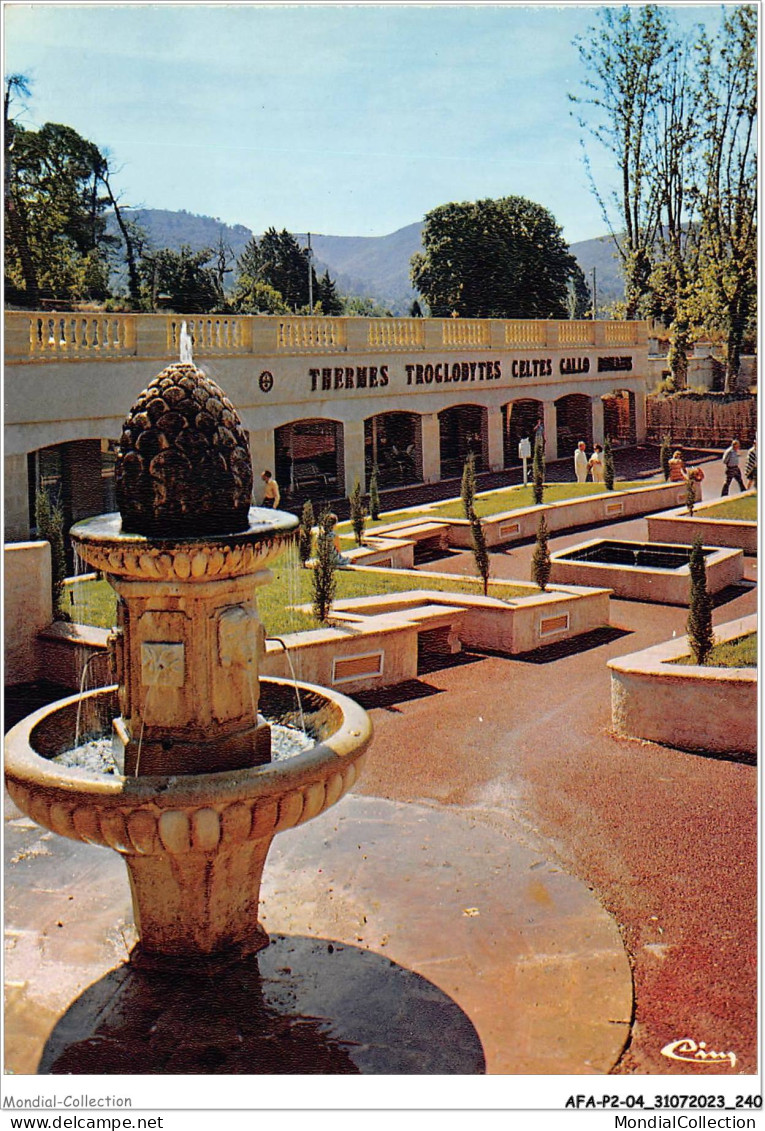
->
[661,1037,737,1069]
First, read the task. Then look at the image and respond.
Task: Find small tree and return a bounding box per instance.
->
[312,511,337,623]
[349,478,366,545]
[660,435,672,481]
[531,515,551,591]
[369,465,381,522]
[603,435,615,491]
[686,538,715,665]
[298,499,315,566]
[35,488,69,621]
[461,451,476,519]
[685,473,697,516]
[469,513,490,596]
[532,435,545,506]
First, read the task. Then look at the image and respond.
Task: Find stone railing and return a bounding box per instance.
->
[5,311,649,363]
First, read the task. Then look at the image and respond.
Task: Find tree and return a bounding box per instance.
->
[411,196,580,318]
[532,435,545,506]
[4,74,38,303]
[469,513,490,596]
[531,516,551,592]
[316,269,343,315]
[603,436,615,490]
[312,511,337,623]
[140,245,222,312]
[461,451,476,519]
[349,479,366,545]
[686,538,714,664]
[232,276,289,314]
[409,299,423,317]
[369,466,381,521]
[693,6,757,389]
[5,118,115,303]
[685,472,696,516]
[35,488,68,621]
[570,5,672,318]
[234,228,324,311]
[298,499,315,566]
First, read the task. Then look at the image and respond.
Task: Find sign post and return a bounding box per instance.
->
[518,437,531,486]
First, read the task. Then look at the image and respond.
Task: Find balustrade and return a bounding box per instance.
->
[367,318,425,350]
[7,310,649,364]
[441,319,491,348]
[504,320,548,347]
[276,316,347,352]
[28,314,135,356]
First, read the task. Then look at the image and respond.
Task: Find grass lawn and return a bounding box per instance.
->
[672,632,757,669]
[697,493,757,521]
[67,557,536,637]
[336,478,649,542]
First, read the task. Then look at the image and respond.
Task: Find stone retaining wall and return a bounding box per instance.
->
[608,615,756,756]
[647,495,757,554]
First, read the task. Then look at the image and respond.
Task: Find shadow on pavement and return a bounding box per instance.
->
[39,934,486,1075]
[508,626,633,665]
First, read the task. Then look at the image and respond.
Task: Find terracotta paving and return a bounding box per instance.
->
[4,454,757,1076]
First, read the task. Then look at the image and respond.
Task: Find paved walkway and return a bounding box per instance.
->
[4,454,757,1076]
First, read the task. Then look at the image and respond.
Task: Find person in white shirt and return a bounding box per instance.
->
[589,444,605,483]
[574,441,589,482]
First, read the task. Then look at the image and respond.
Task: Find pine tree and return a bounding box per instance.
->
[35,488,69,621]
[470,513,490,595]
[349,478,366,545]
[686,538,715,664]
[312,511,337,623]
[298,499,315,566]
[461,451,476,519]
[369,466,381,521]
[603,435,615,490]
[660,435,672,481]
[532,435,545,506]
[531,515,551,591]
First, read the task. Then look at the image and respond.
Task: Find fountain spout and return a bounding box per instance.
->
[179,320,194,364]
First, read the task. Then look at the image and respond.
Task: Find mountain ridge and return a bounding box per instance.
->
[110,208,625,313]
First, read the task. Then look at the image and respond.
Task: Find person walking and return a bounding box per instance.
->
[260,469,280,508]
[574,441,589,483]
[668,450,687,482]
[721,440,745,495]
[588,443,605,483]
[745,440,756,490]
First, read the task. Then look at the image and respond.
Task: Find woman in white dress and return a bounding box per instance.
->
[589,444,605,483]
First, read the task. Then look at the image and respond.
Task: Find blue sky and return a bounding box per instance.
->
[4,2,725,245]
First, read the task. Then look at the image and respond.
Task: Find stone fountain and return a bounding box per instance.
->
[5,359,372,963]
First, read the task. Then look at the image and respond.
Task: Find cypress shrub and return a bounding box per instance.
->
[369,465,381,521]
[532,435,545,506]
[35,488,69,621]
[603,436,615,491]
[685,473,696,516]
[686,538,715,665]
[470,512,490,595]
[531,515,551,591]
[312,511,337,623]
[461,451,476,519]
[349,478,366,545]
[298,499,315,566]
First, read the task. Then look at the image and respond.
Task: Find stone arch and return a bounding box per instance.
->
[502,398,544,467]
[364,411,423,489]
[438,404,488,479]
[274,419,343,497]
[555,394,593,458]
[602,389,637,447]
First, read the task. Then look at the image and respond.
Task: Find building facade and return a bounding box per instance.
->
[4,312,650,540]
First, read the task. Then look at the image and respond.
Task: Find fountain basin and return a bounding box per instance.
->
[548,539,745,605]
[4,678,372,961]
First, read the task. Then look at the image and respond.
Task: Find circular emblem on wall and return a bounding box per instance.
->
[259,370,274,393]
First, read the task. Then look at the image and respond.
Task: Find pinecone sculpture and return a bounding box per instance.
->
[115,363,254,537]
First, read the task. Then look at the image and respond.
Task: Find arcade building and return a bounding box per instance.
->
[4,312,650,542]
